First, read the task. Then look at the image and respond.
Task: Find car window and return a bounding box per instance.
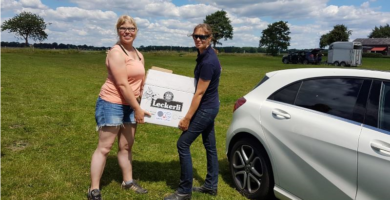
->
[364,80,381,127]
[379,81,390,132]
[352,79,372,123]
[268,81,301,104]
[295,78,364,121]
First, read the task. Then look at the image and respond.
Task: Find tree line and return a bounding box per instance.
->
[137,45,268,53]
[1,41,108,50]
[2,11,390,56]
[260,21,390,56]
[1,41,268,53]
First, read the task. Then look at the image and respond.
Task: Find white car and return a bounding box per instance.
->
[225,68,390,200]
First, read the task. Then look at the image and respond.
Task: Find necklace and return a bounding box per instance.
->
[118,44,141,61]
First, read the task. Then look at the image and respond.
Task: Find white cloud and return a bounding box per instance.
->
[177,4,219,19]
[19,0,47,9]
[1,0,47,11]
[1,0,390,49]
[40,7,117,22]
[1,0,22,11]
[361,2,370,8]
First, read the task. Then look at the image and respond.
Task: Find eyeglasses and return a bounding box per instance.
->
[192,34,210,40]
[118,27,137,32]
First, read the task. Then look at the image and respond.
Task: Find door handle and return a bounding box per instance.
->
[272,109,291,119]
[371,142,390,156]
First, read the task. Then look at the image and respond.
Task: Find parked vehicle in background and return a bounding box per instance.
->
[327,42,363,67]
[303,48,323,64]
[282,49,323,65]
[226,68,390,200]
[282,51,306,64]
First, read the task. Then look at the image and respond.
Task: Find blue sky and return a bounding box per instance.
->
[1,0,390,49]
[329,0,389,11]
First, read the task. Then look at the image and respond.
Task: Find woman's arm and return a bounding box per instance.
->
[138,76,145,103]
[178,78,210,131]
[108,49,149,123]
[137,50,145,103]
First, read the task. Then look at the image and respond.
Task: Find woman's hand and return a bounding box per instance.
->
[134,109,151,124]
[179,118,190,131]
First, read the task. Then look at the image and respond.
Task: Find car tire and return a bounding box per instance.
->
[340,62,346,67]
[333,61,339,66]
[229,138,274,199]
[283,58,289,64]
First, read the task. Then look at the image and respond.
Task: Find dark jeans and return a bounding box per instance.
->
[176,108,219,194]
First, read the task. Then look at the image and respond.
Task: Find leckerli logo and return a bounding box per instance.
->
[151,91,183,111]
[163,91,174,102]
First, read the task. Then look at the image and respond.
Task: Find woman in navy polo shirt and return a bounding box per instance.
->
[164,23,221,200]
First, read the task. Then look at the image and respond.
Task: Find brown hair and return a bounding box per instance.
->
[193,23,213,39]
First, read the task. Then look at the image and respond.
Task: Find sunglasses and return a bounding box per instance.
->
[118,27,137,32]
[192,34,210,40]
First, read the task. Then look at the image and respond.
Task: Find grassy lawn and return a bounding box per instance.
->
[1,48,389,200]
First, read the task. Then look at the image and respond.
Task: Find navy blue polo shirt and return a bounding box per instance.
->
[194,45,221,109]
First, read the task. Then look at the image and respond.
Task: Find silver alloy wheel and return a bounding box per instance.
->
[232,145,263,194]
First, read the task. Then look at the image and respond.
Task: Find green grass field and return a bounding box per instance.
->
[1,48,389,200]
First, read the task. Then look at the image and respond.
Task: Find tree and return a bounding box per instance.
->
[1,11,48,46]
[259,21,290,56]
[368,24,390,38]
[203,10,233,48]
[319,24,352,48]
[319,33,330,48]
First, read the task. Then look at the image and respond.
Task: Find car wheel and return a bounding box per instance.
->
[229,138,273,199]
[333,61,339,66]
[340,62,346,67]
[282,58,289,64]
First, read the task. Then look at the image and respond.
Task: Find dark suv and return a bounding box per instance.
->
[282,51,306,64]
[282,49,324,65]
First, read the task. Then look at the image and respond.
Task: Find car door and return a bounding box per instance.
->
[356,80,390,200]
[260,77,367,200]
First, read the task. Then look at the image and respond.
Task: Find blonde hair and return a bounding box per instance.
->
[193,23,213,39]
[116,15,137,35]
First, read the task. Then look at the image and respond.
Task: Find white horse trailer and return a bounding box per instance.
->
[327,42,363,67]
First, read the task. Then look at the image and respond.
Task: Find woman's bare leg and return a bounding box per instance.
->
[90,126,120,189]
[117,124,136,182]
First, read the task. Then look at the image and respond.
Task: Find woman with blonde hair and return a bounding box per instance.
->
[88,15,150,200]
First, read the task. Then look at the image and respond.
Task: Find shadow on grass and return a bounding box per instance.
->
[100,155,202,190]
[219,157,236,189]
[99,155,253,197]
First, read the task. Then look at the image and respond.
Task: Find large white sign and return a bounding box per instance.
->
[140,69,195,127]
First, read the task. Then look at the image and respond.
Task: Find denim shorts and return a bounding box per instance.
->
[95,97,135,129]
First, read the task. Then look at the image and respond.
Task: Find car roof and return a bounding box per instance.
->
[248,68,389,100]
[289,51,306,53]
[266,68,390,80]
[311,48,324,53]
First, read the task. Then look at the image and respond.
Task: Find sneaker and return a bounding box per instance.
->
[163,191,192,200]
[192,185,217,196]
[87,188,102,200]
[121,181,148,194]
